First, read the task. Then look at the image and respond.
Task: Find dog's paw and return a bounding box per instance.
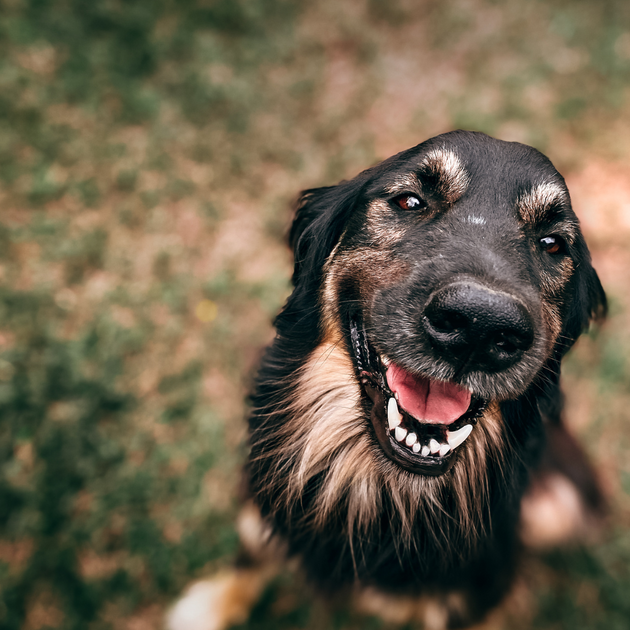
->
[520,471,598,549]
[354,587,471,630]
[165,570,266,630]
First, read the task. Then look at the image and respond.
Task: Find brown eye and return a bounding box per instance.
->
[395,194,426,211]
[540,235,564,255]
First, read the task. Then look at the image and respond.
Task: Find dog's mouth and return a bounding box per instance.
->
[350,317,486,476]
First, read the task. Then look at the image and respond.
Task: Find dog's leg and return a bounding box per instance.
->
[355,587,497,630]
[165,501,280,630]
[520,419,605,549]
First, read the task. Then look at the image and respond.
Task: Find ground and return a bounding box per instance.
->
[1,1,630,628]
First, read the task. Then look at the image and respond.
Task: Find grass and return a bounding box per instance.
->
[0,0,629,628]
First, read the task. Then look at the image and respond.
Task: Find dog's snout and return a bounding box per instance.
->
[423,283,534,372]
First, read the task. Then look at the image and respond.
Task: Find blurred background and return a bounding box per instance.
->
[1,0,630,628]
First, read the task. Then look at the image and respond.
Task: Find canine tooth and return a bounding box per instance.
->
[446,424,473,449]
[421,445,430,456]
[387,397,402,430]
[429,439,440,454]
[395,426,408,442]
[381,355,391,367]
[439,444,451,457]
[405,432,417,447]
[412,443,420,453]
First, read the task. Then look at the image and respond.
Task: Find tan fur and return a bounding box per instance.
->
[170,136,602,630]
[383,150,470,204]
[516,182,579,350]
[320,243,409,341]
[166,503,283,630]
[252,337,507,555]
[326,247,407,298]
[165,568,273,630]
[252,242,511,549]
[520,472,593,549]
[540,256,574,298]
[516,183,581,250]
[384,173,421,195]
[539,254,574,350]
[366,199,407,246]
[355,586,470,630]
[420,148,470,203]
[516,182,567,225]
[236,500,280,562]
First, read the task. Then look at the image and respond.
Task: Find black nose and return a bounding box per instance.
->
[423,283,535,372]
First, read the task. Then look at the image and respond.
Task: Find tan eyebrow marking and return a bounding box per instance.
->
[384,174,419,195]
[419,148,470,203]
[516,182,568,225]
[384,150,470,202]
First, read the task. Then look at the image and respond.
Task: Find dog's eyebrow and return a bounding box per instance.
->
[384,174,420,195]
[516,182,569,225]
[383,150,470,202]
[417,148,470,202]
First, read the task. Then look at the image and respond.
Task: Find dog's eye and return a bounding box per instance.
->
[394,194,426,211]
[540,235,564,255]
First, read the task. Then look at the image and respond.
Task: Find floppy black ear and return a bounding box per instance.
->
[270,175,369,347]
[288,174,369,291]
[534,251,605,424]
[559,247,607,356]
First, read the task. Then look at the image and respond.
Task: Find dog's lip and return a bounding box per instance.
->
[361,370,483,476]
[385,361,472,425]
[349,317,485,476]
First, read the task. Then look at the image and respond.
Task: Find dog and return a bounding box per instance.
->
[167,130,606,630]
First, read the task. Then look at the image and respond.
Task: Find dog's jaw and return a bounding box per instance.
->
[349,316,487,477]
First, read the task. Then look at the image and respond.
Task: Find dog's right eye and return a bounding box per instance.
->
[540,235,565,255]
[394,194,427,211]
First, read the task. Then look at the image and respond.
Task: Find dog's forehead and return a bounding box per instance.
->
[373,132,573,226]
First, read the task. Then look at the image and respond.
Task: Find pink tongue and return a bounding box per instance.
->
[386,364,471,425]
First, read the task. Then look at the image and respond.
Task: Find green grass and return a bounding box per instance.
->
[0,0,629,627]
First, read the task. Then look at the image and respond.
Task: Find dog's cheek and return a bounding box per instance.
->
[320,199,412,327]
[540,303,562,354]
[282,341,382,531]
[320,247,410,340]
[538,257,574,352]
[365,199,409,247]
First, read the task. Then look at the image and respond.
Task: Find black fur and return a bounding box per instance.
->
[247,131,606,627]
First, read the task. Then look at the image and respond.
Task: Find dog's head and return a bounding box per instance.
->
[287,131,605,479]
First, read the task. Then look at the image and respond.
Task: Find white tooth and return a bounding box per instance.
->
[405,432,417,447]
[412,443,420,453]
[381,355,391,367]
[395,426,408,442]
[421,445,430,456]
[439,443,451,457]
[429,439,440,454]
[387,398,402,430]
[446,424,473,449]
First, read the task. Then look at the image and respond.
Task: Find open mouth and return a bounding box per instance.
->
[350,317,486,476]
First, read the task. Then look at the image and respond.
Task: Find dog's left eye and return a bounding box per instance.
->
[394,194,426,211]
[540,235,564,255]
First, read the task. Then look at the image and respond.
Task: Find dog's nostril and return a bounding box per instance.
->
[423,283,535,372]
[494,335,516,353]
[431,310,468,334]
[493,330,531,354]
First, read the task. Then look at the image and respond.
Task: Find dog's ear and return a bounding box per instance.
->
[530,244,604,413]
[559,247,607,355]
[289,176,368,288]
[271,177,368,348]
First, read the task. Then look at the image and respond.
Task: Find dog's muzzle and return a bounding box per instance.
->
[349,281,539,476]
[423,282,535,373]
[349,317,486,476]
